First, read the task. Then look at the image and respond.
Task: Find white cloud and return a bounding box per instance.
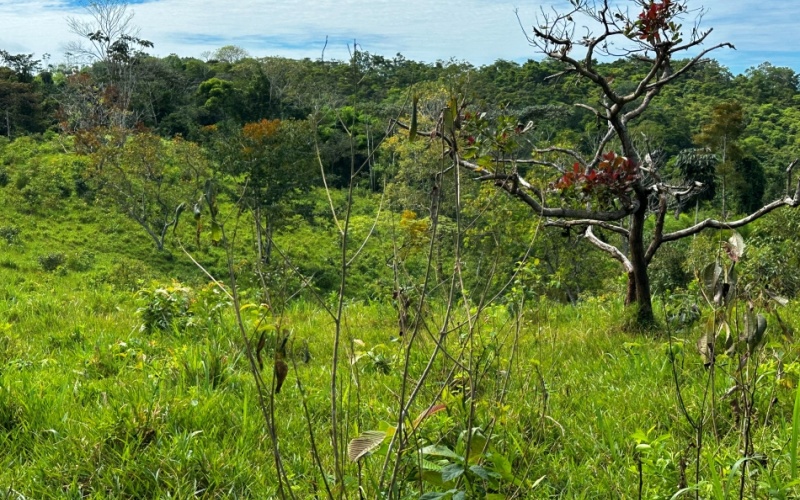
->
[0,0,797,74]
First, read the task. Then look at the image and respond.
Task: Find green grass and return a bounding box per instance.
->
[1,259,799,498]
[2,179,800,498]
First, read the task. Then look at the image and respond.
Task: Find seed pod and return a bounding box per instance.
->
[274,359,288,394]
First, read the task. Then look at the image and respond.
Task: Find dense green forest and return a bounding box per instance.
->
[3,0,800,497]
[4,41,800,300]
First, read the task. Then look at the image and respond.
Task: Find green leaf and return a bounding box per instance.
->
[488,452,512,478]
[420,444,462,461]
[420,491,458,500]
[441,463,464,482]
[420,458,444,471]
[419,493,446,500]
[421,470,447,487]
[469,464,497,480]
[210,221,222,244]
[465,430,488,463]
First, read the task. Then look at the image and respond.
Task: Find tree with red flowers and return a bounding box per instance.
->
[399,0,800,325]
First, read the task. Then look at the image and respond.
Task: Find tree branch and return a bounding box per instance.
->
[645,192,668,264]
[662,194,800,243]
[645,42,735,91]
[545,218,630,237]
[584,226,633,273]
[531,145,588,168]
[457,159,639,221]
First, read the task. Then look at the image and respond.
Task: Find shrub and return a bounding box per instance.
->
[37,252,66,272]
[102,258,154,291]
[65,252,95,272]
[0,226,20,244]
[136,282,193,333]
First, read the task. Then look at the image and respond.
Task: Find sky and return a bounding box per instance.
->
[1,0,798,75]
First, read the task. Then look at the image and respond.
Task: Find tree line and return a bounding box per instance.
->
[2,0,800,326]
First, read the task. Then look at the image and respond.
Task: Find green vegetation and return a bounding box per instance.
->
[3,0,800,497]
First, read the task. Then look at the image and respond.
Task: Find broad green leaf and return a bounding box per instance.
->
[488,452,512,478]
[420,458,444,471]
[211,221,222,244]
[421,470,446,487]
[441,463,465,482]
[469,464,496,480]
[420,444,462,461]
[466,431,488,463]
[377,421,396,437]
[420,491,457,500]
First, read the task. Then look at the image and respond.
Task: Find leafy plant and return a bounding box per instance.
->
[37,252,66,272]
[136,281,193,333]
[0,225,20,244]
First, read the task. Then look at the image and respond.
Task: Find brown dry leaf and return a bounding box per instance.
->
[347,430,387,462]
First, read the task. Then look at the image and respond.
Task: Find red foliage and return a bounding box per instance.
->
[555,151,638,207]
[635,0,677,44]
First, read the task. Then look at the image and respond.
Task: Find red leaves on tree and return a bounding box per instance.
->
[633,0,678,44]
[555,152,638,207]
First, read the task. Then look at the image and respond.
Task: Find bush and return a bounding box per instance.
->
[0,226,20,244]
[37,252,66,272]
[649,242,691,294]
[65,252,95,272]
[100,258,155,291]
[136,282,193,333]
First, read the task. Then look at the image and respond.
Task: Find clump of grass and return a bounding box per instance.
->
[0,225,20,244]
[37,252,66,272]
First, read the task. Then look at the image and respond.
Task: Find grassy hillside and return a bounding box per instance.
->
[2,140,800,498]
[1,189,800,497]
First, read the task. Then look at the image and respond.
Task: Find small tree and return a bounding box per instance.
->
[405,0,800,325]
[211,119,316,262]
[89,131,209,250]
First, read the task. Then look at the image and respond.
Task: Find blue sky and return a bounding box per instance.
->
[1,0,797,74]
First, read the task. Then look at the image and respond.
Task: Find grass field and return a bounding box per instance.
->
[1,192,800,499]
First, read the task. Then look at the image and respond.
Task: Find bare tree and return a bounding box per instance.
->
[65,0,139,66]
[63,0,153,129]
[402,0,800,325]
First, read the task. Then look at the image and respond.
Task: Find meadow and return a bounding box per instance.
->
[1,193,800,498]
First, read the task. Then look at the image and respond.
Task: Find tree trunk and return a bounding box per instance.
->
[625,271,636,305]
[628,196,655,325]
